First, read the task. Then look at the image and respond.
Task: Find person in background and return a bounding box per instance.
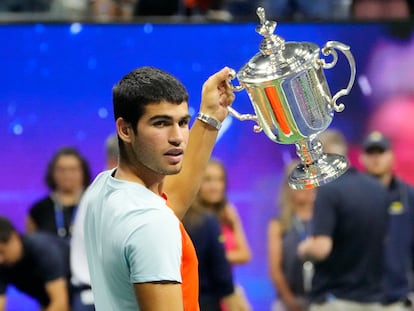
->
[197,159,251,264]
[183,0,232,21]
[0,0,51,13]
[183,202,247,311]
[298,129,389,311]
[0,216,70,311]
[260,0,351,21]
[27,147,91,310]
[82,66,235,310]
[352,0,410,19]
[69,133,118,311]
[104,133,119,170]
[268,160,316,311]
[70,134,119,311]
[133,0,180,16]
[360,131,414,310]
[26,147,91,240]
[195,158,252,310]
[51,0,131,19]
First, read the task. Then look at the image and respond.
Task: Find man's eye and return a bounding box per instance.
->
[179,119,190,127]
[153,121,168,127]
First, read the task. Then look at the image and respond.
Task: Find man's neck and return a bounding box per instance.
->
[115,163,164,196]
[378,171,393,187]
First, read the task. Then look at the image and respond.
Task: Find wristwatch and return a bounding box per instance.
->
[196,112,222,130]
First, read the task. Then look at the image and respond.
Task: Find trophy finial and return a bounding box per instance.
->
[256,7,277,37]
[255,7,284,56]
[256,7,265,21]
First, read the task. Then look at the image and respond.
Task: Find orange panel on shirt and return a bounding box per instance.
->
[180,222,199,311]
[164,194,199,311]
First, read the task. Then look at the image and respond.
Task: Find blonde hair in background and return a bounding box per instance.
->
[319,129,348,156]
[277,160,301,234]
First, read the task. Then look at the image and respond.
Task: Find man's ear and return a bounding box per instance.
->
[116,118,132,143]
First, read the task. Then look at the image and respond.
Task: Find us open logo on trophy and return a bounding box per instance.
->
[228,7,356,189]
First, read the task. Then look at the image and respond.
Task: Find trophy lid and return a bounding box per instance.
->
[237,7,320,83]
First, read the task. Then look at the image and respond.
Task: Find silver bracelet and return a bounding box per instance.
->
[196,112,222,130]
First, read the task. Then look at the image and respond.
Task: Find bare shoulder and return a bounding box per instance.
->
[268,218,282,233]
[225,203,239,219]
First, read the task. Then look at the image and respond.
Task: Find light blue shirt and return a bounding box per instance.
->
[84,170,182,311]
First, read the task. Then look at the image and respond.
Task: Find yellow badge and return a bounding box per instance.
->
[389,201,403,214]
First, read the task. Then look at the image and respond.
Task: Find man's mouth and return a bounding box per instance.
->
[164,149,184,164]
[165,148,183,157]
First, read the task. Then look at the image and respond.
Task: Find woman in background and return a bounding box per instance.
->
[183,201,247,311]
[268,161,316,311]
[26,147,91,240]
[195,158,252,310]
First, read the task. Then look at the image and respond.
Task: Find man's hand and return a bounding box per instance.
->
[199,66,235,123]
[298,236,332,261]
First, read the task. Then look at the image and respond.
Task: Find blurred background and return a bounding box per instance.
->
[1,0,414,309]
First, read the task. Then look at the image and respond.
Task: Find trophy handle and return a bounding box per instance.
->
[320,41,356,113]
[227,68,244,92]
[226,69,262,133]
[227,106,262,132]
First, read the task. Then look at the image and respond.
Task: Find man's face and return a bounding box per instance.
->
[367,96,414,184]
[0,233,22,267]
[361,148,394,177]
[131,101,190,177]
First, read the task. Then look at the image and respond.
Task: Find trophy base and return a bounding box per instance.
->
[288,153,349,190]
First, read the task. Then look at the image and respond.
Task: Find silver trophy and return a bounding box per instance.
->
[228,7,356,189]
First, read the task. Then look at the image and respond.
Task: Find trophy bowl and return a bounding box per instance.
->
[228,7,356,189]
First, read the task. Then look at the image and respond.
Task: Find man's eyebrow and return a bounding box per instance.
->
[148,115,173,121]
[148,114,191,121]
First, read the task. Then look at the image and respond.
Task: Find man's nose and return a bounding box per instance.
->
[169,124,185,145]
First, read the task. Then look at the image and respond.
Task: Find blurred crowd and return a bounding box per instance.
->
[1,0,414,21]
[268,129,414,311]
[2,126,414,311]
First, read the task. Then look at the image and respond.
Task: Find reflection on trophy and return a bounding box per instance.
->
[228,7,356,189]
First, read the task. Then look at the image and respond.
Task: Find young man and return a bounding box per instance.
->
[83,66,235,310]
[0,216,70,311]
[360,131,414,310]
[297,129,390,311]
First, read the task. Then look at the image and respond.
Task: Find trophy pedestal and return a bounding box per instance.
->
[288,153,349,189]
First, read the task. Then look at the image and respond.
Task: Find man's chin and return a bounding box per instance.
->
[163,164,182,175]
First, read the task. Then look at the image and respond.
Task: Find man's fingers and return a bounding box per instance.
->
[206,66,231,88]
[219,89,235,107]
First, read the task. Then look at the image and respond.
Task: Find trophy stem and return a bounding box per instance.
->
[289,137,349,189]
